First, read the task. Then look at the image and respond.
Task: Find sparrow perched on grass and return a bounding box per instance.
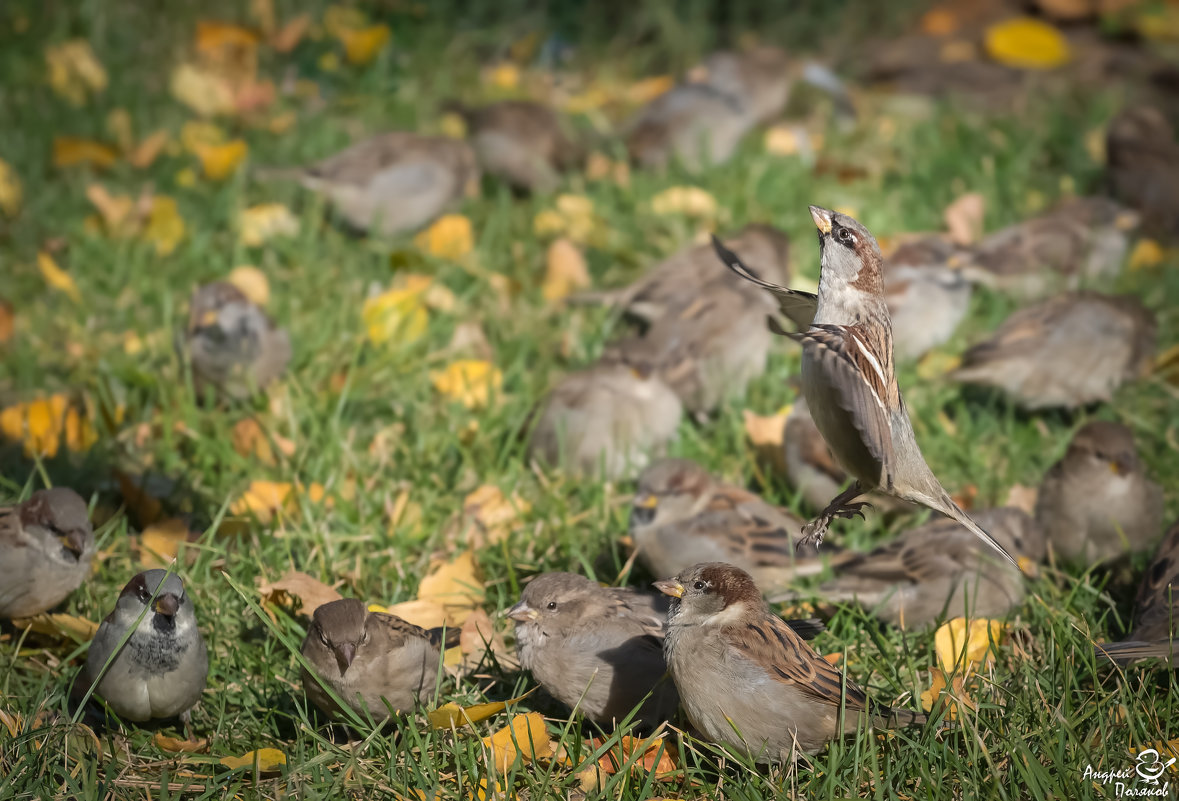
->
[301,598,454,722]
[1035,422,1164,564]
[1106,105,1179,237]
[657,563,924,760]
[883,237,973,361]
[716,208,1016,567]
[773,507,1044,629]
[960,197,1139,299]
[0,488,94,619]
[625,82,753,171]
[528,355,683,479]
[951,291,1157,410]
[629,458,814,585]
[85,570,208,722]
[693,46,794,127]
[256,132,479,236]
[443,99,580,193]
[1095,519,1178,664]
[182,282,291,402]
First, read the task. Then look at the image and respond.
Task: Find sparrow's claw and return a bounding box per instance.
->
[797,519,830,552]
[831,501,871,521]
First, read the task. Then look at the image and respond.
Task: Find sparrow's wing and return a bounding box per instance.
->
[1129,522,1179,643]
[712,235,818,329]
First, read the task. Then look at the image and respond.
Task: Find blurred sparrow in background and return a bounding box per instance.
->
[1106,105,1179,237]
[1095,519,1178,664]
[883,237,973,361]
[0,488,94,619]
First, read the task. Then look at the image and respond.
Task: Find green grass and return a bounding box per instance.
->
[1,0,1178,798]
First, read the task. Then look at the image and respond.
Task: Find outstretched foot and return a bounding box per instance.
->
[796,484,870,553]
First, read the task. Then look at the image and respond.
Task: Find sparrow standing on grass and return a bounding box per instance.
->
[882,237,973,361]
[301,598,454,721]
[85,570,208,722]
[657,563,924,761]
[1106,106,1179,237]
[1095,520,1178,664]
[717,208,1016,567]
[0,488,94,619]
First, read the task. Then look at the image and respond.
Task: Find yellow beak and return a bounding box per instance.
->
[635,494,659,509]
[654,579,684,599]
[809,205,833,235]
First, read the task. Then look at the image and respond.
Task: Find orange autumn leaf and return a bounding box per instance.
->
[257,570,343,616]
[595,735,678,778]
[482,712,552,773]
[52,137,119,169]
[414,214,474,260]
[139,518,193,568]
[430,360,502,409]
[271,14,312,52]
[230,479,294,523]
[338,24,391,65]
[416,551,484,625]
[11,612,100,641]
[0,299,13,344]
[984,18,1071,70]
[193,139,248,180]
[195,21,261,54]
[934,618,1005,674]
[154,732,210,753]
[220,748,286,772]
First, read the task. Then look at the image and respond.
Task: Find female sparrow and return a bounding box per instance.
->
[85,570,208,722]
[1095,519,1178,664]
[774,507,1045,629]
[301,598,455,721]
[625,82,754,171]
[716,208,1016,567]
[0,488,94,619]
[952,291,1157,410]
[255,132,479,236]
[182,282,291,403]
[657,562,924,761]
[883,237,973,361]
[443,99,580,193]
[1035,422,1164,564]
[1106,105,1179,237]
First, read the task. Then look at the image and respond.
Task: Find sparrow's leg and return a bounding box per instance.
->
[797,482,869,551]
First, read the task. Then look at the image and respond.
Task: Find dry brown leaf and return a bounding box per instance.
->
[943,192,985,245]
[541,238,590,302]
[12,612,99,641]
[374,598,449,630]
[462,485,531,546]
[416,551,484,626]
[257,570,343,616]
[594,734,678,779]
[271,14,312,52]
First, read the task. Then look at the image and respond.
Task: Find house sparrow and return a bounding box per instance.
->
[657,563,924,760]
[951,291,1157,410]
[85,570,208,722]
[693,47,794,127]
[182,282,291,402]
[528,355,683,479]
[883,238,973,361]
[572,224,791,328]
[507,572,678,729]
[0,488,94,619]
[629,458,816,586]
[444,100,580,193]
[625,82,753,171]
[1095,520,1178,664]
[776,507,1045,629]
[1035,422,1164,564]
[716,209,1016,567]
[301,598,454,721]
[1106,106,1179,237]
[256,132,479,235]
[960,197,1139,299]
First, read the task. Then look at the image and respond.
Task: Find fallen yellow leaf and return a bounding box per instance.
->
[1128,239,1165,272]
[220,747,286,772]
[533,194,603,245]
[414,214,474,261]
[227,265,270,306]
[127,129,170,169]
[143,196,185,256]
[1155,343,1179,386]
[37,252,81,304]
[45,39,108,105]
[650,185,718,218]
[11,612,100,641]
[154,732,210,753]
[363,283,430,346]
[193,139,248,180]
[239,203,299,247]
[180,120,226,152]
[0,158,23,216]
[25,395,65,458]
[742,406,790,475]
[934,618,1005,674]
[337,24,390,65]
[463,484,530,545]
[140,518,192,568]
[417,551,483,626]
[430,360,502,409]
[482,712,552,773]
[427,689,535,730]
[541,238,590,302]
[482,62,520,89]
[52,137,119,169]
[257,570,343,616]
[231,479,294,523]
[85,184,139,236]
[984,17,1071,70]
[195,21,261,54]
[627,75,673,104]
[170,63,236,117]
[373,598,449,629]
[63,406,96,453]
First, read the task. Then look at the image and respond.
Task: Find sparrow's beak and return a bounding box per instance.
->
[654,579,684,599]
[629,493,659,527]
[333,642,357,675]
[198,309,220,327]
[60,530,87,558]
[506,601,538,622]
[1109,458,1129,477]
[809,205,833,235]
[153,593,180,617]
[1114,210,1140,231]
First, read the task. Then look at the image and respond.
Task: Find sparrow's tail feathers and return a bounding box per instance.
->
[937,495,1019,570]
[875,706,926,729]
[1094,640,1176,664]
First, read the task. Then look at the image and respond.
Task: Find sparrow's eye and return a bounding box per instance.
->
[836,227,855,246]
[361,631,370,645]
[693,581,706,591]
[318,629,330,646]
[137,586,151,602]
[546,601,557,610]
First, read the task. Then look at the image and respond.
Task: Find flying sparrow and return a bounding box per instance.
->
[0,488,94,619]
[182,281,291,402]
[443,99,580,193]
[255,132,479,236]
[716,208,1016,567]
[773,507,1045,629]
[1035,421,1164,564]
[301,598,455,722]
[528,355,683,479]
[629,458,817,586]
[85,570,208,722]
[1106,105,1179,237]
[657,562,924,761]
[1095,519,1178,664]
[572,224,791,329]
[951,291,1157,410]
[960,197,1140,299]
[883,237,973,361]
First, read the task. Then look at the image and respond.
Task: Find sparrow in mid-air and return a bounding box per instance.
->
[0,488,94,619]
[716,208,1016,568]
[657,562,924,760]
[85,570,208,722]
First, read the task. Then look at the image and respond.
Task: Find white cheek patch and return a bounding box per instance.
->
[705,600,749,627]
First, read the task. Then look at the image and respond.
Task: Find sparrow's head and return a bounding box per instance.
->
[810,206,885,295]
[630,458,713,530]
[117,569,193,636]
[1106,106,1174,165]
[1064,421,1141,478]
[309,598,370,677]
[20,487,94,562]
[507,572,607,632]
[655,562,765,627]
[188,282,250,333]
